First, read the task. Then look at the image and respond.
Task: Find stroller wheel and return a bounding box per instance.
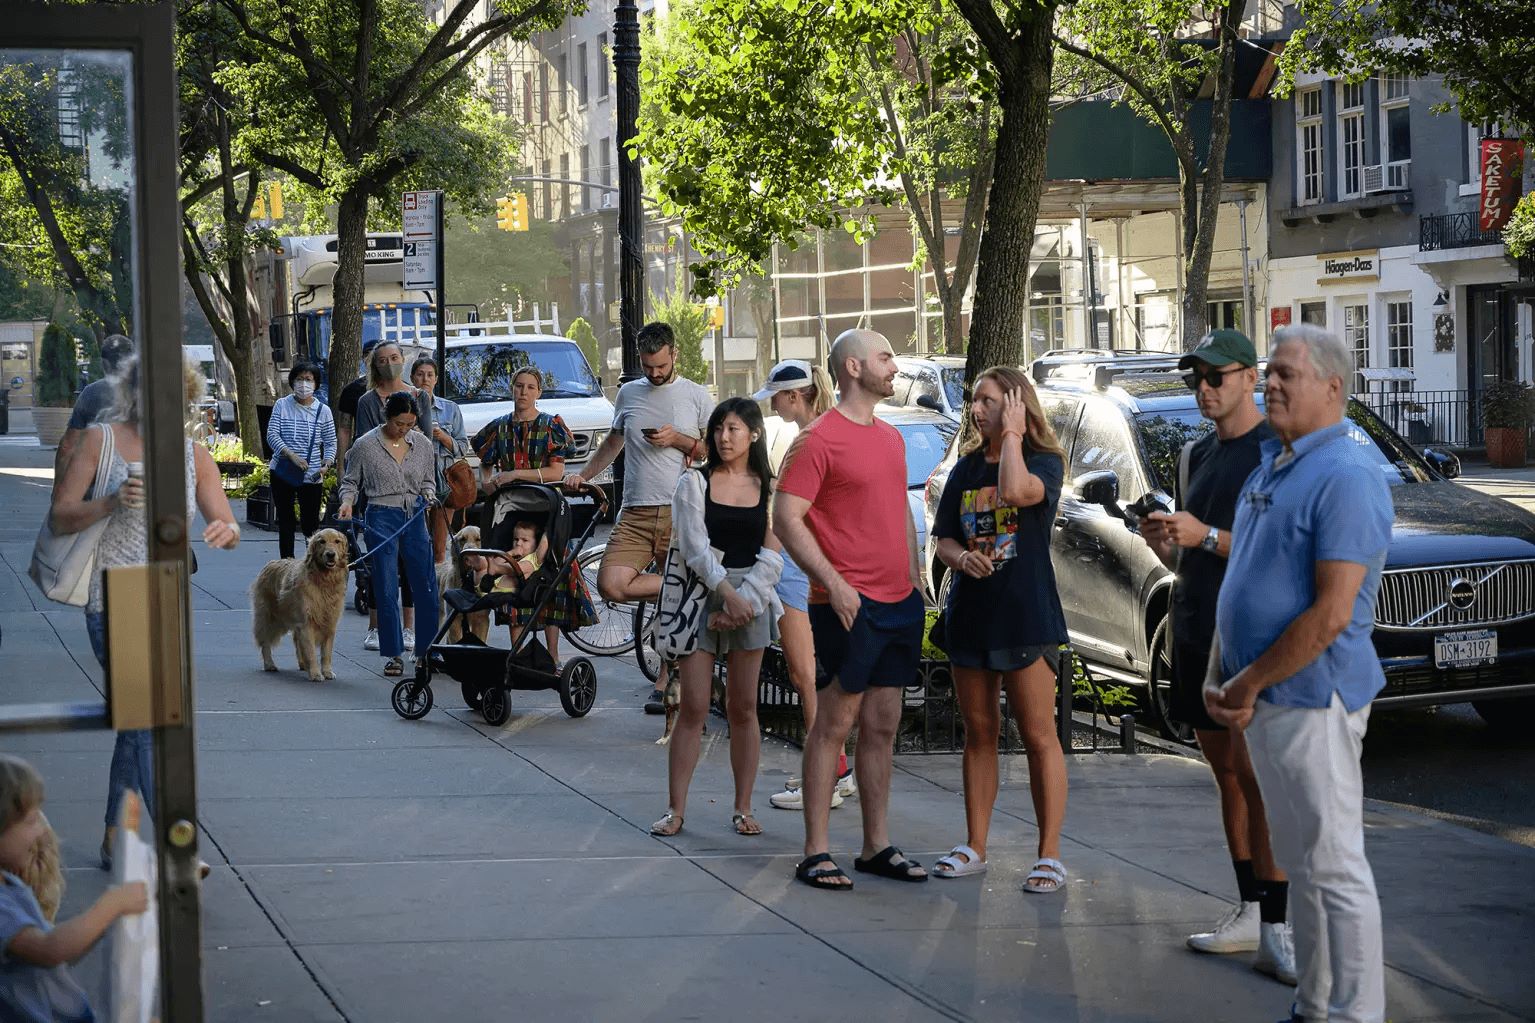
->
[461,682,482,710]
[391,678,433,720]
[558,658,598,718]
[480,685,511,726]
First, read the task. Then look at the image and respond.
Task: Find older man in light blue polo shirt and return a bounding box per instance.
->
[1205,324,1393,1023]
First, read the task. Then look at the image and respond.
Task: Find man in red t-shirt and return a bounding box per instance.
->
[775,329,928,891]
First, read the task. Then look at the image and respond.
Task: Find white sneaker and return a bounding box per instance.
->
[403,628,415,652]
[1253,921,1297,985]
[1187,901,1261,954]
[768,786,844,810]
[363,629,380,651]
[836,770,858,798]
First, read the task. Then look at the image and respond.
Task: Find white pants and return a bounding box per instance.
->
[1246,693,1385,1023]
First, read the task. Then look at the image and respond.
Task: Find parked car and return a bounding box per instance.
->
[768,406,958,582]
[882,356,967,422]
[923,353,1534,738]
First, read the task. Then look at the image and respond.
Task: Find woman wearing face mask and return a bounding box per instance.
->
[410,356,467,562]
[266,362,336,559]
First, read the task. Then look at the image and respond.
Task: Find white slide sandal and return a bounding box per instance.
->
[1023,857,1067,894]
[933,844,987,879]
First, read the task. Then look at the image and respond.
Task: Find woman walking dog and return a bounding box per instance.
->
[650,397,783,838]
[338,392,440,678]
[930,366,1070,893]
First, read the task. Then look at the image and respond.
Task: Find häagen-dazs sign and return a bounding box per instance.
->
[1316,249,1379,285]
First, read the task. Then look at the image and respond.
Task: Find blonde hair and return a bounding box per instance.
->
[960,365,1067,461]
[367,343,403,390]
[797,365,835,418]
[0,754,44,835]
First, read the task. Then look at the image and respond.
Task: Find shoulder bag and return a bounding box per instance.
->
[29,423,116,607]
[271,402,319,488]
[443,440,478,510]
[653,538,708,661]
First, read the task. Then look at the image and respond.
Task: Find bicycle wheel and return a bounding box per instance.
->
[633,598,662,682]
[564,545,640,656]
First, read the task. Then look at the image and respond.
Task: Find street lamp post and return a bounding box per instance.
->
[614,0,643,383]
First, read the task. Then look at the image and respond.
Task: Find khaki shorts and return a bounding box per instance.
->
[603,505,672,573]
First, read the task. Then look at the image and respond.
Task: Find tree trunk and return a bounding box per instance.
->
[962,16,1054,384]
[1179,0,1244,350]
[328,187,371,412]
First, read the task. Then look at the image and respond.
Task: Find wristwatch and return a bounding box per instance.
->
[1200,526,1220,552]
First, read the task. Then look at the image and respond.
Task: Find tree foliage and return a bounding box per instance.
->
[35,321,77,408]
[635,0,993,352]
[564,316,601,374]
[1056,0,1249,348]
[0,54,134,338]
[445,211,568,319]
[215,0,584,414]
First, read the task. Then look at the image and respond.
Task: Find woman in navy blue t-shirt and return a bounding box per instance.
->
[932,365,1070,894]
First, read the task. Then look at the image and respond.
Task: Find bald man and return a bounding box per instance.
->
[774,330,929,890]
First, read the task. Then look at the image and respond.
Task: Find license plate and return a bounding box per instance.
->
[1433,629,1497,670]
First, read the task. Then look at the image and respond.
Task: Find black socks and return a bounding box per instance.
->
[1259,880,1289,924]
[1233,859,1261,904]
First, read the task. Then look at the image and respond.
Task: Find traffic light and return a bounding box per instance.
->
[496,192,529,232]
[251,181,284,221]
[707,304,725,330]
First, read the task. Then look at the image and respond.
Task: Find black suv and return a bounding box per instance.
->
[923,353,1535,739]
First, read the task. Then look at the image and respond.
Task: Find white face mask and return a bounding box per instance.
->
[292,381,315,398]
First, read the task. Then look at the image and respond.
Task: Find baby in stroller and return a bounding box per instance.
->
[463,520,548,644]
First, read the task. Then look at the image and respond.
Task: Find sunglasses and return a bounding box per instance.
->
[1183,366,1242,391]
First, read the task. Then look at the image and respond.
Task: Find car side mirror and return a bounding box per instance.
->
[1074,469,1120,508]
[1423,446,1460,480]
[915,393,942,412]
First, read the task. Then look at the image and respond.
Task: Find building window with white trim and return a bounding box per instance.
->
[1378,74,1411,190]
[1299,300,1326,327]
[1385,299,1413,393]
[1296,86,1324,205]
[597,33,610,99]
[1338,81,1366,199]
[1466,120,1505,186]
[1344,301,1370,393]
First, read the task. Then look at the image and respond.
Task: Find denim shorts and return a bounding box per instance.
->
[809,588,923,693]
[775,552,810,613]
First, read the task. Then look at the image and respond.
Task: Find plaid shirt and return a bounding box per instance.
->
[471,412,574,472]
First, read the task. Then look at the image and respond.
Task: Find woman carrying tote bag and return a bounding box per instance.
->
[649,397,783,839]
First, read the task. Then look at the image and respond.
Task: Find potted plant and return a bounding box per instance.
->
[1481,381,1534,468]
[31,322,79,448]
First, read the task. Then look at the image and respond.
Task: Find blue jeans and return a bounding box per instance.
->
[365,504,438,658]
[86,611,156,827]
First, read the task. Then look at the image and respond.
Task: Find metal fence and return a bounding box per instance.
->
[1356,388,1482,448]
[1420,212,1503,251]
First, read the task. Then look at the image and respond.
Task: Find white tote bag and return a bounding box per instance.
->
[29,422,115,607]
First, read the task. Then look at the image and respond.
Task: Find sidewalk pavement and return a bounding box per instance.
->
[2,429,1533,1021]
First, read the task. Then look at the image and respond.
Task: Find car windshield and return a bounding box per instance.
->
[1134,399,1435,493]
[941,367,965,412]
[442,341,602,402]
[894,421,959,488]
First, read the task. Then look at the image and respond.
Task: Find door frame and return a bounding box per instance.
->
[4,4,203,1018]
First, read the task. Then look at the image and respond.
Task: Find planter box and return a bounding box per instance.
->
[33,406,73,448]
[244,484,278,531]
[217,460,258,478]
[1485,426,1529,469]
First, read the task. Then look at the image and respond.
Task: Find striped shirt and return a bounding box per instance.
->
[338,427,437,509]
[266,395,336,484]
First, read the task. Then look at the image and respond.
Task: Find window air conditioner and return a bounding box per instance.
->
[1362,164,1386,193]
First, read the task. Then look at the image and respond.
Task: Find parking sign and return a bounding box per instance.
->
[402,190,440,290]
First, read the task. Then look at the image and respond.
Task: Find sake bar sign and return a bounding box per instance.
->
[1479,138,1525,233]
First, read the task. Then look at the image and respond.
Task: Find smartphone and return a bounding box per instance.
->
[641,427,659,438]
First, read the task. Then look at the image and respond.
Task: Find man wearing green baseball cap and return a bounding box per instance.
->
[1138,327,1294,983]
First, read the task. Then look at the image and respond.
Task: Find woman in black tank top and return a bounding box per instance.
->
[650,398,785,839]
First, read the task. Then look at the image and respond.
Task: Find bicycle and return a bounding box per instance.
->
[565,544,658,667]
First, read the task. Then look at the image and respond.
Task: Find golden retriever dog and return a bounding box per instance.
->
[438,524,490,643]
[251,528,349,681]
[20,810,63,923]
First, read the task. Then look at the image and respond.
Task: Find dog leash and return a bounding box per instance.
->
[343,501,429,570]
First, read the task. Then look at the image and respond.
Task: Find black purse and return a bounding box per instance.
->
[271,405,320,487]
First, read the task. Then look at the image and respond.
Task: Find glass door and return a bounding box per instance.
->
[2,4,204,1019]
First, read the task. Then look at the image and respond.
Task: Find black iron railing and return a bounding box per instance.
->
[1420,212,1503,251]
[1356,389,1482,448]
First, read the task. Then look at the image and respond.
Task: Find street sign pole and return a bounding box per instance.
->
[615,0,643,384]
[435,193,446,396]
[402,189,445,392]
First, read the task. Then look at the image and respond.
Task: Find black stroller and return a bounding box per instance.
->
[389,481,608,725]
[320,494,373,615]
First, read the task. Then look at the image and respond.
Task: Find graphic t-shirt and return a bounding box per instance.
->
[934,446,1067,648]
[777,409,914,605]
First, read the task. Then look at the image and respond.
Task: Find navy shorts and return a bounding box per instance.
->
[809,589,924,694]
